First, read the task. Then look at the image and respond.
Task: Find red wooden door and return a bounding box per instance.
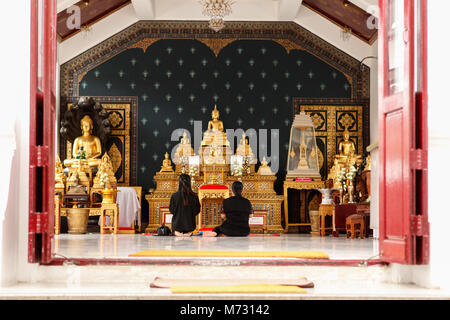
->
[29,0,57,264]
[378,0,429,264]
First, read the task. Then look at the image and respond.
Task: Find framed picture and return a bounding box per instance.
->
[160,206,172,226]
[249,209,267,233]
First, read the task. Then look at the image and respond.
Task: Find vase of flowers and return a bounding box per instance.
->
[345,165,357,203]
[337,168,347,203]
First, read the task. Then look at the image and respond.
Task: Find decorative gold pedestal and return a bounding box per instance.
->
[145,173,283,234]
[319,204,335,236]
[100,203,119,234]
[309,210,320,236]
[283,180,324,232]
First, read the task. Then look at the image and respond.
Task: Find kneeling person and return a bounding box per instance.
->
[204,181,253,237]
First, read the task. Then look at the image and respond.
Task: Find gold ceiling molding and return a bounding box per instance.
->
[197,38,236,56]
[127,38,161,53]
[272,39,305,54]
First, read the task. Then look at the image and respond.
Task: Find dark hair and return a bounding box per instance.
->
[231,181,244,197]
[178,174,196,206]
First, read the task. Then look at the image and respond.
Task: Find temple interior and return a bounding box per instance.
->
[54,0,379,261]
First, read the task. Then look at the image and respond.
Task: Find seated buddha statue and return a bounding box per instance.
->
[235,133,256,164]
[296,132,309,170]
[93,152,117,189]
[55,155,66,189]
[201,105,230,147]
[335,128,362,167]
[257,156,274,175]
[64,115,102,169]
[204,144,225,165]
[173,131,194,164]
[327,158,342,190]
[160,152,174,172]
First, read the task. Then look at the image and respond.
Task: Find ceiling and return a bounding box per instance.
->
[57,0,378,44]
[302,0,378,44]
[57,0,131,41]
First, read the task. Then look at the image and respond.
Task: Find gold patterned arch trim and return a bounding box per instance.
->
[300,105,364,175]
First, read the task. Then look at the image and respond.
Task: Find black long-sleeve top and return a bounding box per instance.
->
[213,195,253,236]
[169,190,201,233]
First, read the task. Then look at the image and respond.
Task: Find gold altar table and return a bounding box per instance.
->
[283,180,324,232]
[145,172,284,234]
[197,184,230,231]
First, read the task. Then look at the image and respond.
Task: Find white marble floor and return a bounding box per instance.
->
[54,233,379,260]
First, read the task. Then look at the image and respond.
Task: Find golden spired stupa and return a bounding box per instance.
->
[145,105,284,234]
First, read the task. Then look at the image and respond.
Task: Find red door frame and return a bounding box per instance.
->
[29,0,57,264]
[28,1,429,266]
[378,0,429,265]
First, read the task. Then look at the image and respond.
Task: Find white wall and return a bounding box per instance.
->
[0,0,32,286]
[426,0,450,290]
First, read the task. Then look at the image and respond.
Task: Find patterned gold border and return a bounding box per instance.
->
[299,105,364,175]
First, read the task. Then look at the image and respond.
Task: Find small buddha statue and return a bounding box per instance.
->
[201,105,230,147]
[257,157,274,175]
[336,128,361,167]
[235,133,256,164]
[204,145,225,165]
[174,131,194,164]
[64,115,102,168]
[55,155,66,189]
[297,132,309,170]
[160,152,174,172]
[67,172,87,195]
[93,152,117,189]
[328,158,342,190]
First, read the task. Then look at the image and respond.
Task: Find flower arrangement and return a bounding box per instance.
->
[189,166,198,177]
[99,172,109,189]
[346,165,357,181]
[233,165,243,177]
[337,168,347,191]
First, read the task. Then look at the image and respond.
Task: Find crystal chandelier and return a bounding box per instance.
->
[199,0,235,32]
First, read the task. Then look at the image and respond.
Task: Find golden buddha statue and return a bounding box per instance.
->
[204,145,226,165]
[336,128,362,167]
[201,105,230,147]
[64,115,102,168]
[160,152,174,172]
[297,132,309,170]
[55,155,66,189]
[257,156,274,175]
[67,166,89,191]
[66,171,87,195]
[327,158,342,189]
[174,131,194,164]
[93,152,117,189]
[235,132,256,164]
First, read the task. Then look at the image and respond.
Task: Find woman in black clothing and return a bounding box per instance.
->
[204,181,253,237]
[169,174,201,237]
